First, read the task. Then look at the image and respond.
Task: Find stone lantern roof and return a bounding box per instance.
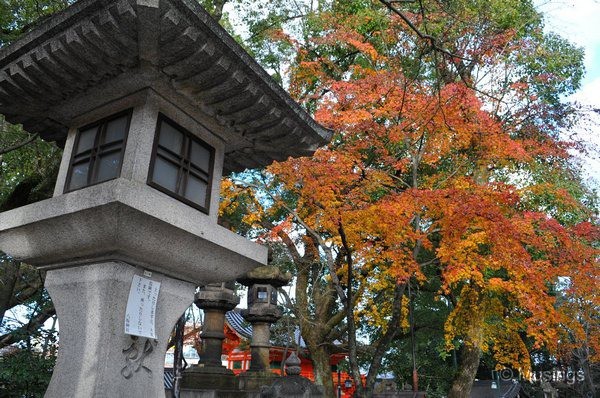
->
[237,265,292,288]
[0,0,332,173]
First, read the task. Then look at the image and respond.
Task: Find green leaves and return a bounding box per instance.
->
[0,118,61,209]
[0,349,56,397]
[0,0,72,46]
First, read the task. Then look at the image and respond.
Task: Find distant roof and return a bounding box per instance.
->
[470,380,524,398]
[225,310,252,340]
[225,310,316,349]
[0,0,331,173]
[164,368,174,390]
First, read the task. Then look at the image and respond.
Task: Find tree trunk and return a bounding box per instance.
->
[448,341,481,398]
[0,259,19,325]
[310,345,335,397]
[363,283,407,398]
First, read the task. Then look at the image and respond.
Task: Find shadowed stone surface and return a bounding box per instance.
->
[0,1,331,397]
[236,266,292,288]
[238,372,280,394]
[237,266,290,374]
[259,352,323,398]
[260,376,324,398]
[181,283,240,391]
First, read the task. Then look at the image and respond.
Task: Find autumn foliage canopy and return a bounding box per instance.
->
[218,0,598,395]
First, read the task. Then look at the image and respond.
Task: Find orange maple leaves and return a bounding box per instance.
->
[220,0,599,374]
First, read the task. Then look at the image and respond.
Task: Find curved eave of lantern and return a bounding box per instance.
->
[0,0,332,173]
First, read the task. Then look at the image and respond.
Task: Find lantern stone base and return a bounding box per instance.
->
[237,371,280,392]
[181,364,238,390]
[179,390,248,398]
[260,375,324,398]
[43,262,194,398]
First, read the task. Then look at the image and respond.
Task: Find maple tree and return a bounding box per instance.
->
[218,0,599,397]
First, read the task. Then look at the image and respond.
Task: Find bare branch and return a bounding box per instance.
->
[378,0,470,61]
[0,133,39,155]
[250,177,348,304]
[0,305,56,349]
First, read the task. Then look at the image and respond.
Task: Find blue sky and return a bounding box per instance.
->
[536,0,600,187]
[537,0,600,94]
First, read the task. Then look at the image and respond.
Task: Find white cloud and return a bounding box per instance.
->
[536,1,600,188]
[571,76,600,106]
[536,0,600,84]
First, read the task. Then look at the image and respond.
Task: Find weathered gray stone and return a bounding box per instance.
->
[237,266,289,375]
[181,283,240,391]
[284,352,302,376]
[237,371,280,393]
[44,262,194,398]
[179,391,248,398]
[258,352,323,398]
[0,178,265,285]
[259,375,324,398]
[0,1,331,398]
[237,266,292,288]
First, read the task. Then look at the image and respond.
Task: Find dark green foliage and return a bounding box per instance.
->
[0,0,73,46]
[0,350,56,398]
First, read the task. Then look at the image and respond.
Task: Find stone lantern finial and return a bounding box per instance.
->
[285,352,302,376]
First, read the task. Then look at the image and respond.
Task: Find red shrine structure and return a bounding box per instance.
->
[217,310,360,397]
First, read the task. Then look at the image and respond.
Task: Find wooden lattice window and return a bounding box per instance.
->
[65,110,131,192]
[148,115,214,213]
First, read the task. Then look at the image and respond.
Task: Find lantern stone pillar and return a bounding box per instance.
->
[181,282,240,392]
[44,263,194,397]
[236,266,291,391]
[0,0,330,397]
[244,310,282,372]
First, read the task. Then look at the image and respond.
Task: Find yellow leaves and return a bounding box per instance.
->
[241,211,263,229]
[341,36,379,61]
[400,295,410,333]
[492,330,532,374]
[444,285,531,366]
[487,277,511,293]
[444,285,486,351]
[219,177,266,232]
[219,178,236,218]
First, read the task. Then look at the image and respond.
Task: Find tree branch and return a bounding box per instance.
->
[251,177,348,304]
[378,0,470,61]
[365,282,407,390]
[0,305,56,349]
[0,133,39,155]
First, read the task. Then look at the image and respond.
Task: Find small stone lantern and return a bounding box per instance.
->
[0,1,330,397]
[237,266,291,374]
[249,283,279,306]
[181,282,239,391]
[260,352,324,397]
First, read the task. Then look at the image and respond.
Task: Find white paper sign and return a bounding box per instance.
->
[124,275,160,339]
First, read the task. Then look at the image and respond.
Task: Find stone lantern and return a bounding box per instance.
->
[181,282,239,391]
[260,352,324,397]
[0,1,331,397]
[237,266,291,385]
